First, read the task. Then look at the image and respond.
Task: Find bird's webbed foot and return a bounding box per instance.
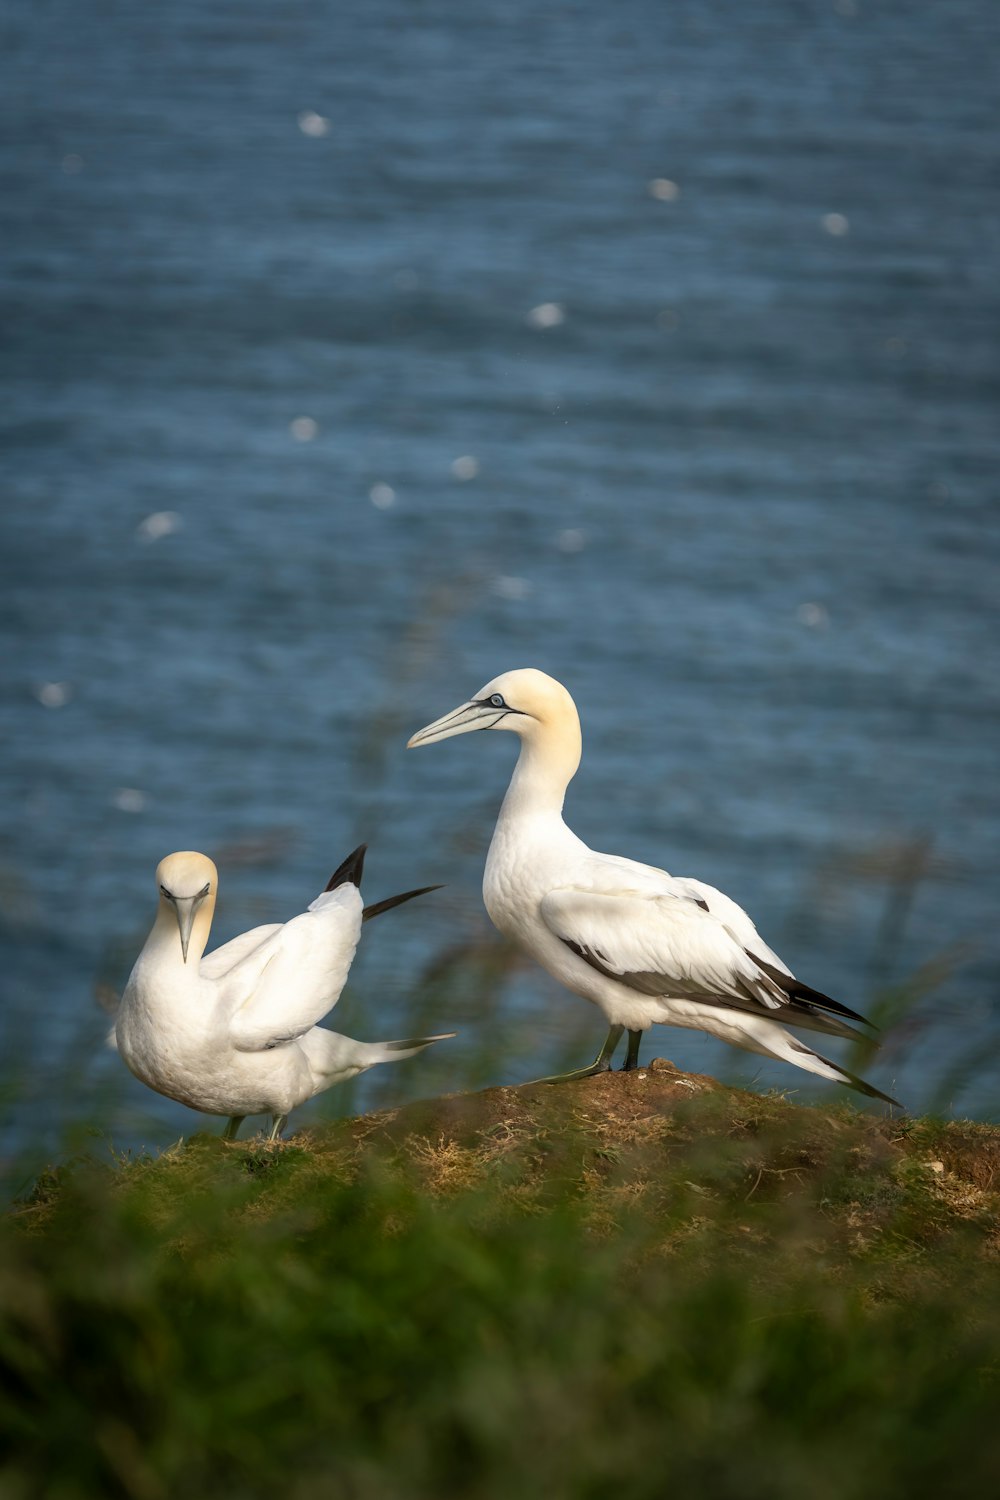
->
[532,1024,625,1085]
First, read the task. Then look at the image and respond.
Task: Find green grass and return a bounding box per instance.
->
[2,1065,999,1500]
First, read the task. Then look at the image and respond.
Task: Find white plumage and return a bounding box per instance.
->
[115,845,452,1138]
[408,668,898,1105]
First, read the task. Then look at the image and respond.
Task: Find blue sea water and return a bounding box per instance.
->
[2,0,998,1149]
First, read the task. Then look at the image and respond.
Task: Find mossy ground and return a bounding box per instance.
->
[3,1061,998,1499]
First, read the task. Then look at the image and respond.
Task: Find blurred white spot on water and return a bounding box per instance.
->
[61,154,84,174]
[833,0,858,16]
[451,454,479,480]
[369,482,396,509]
[648,177,680,201]
[883,336,908,358]
[35,682,72,708]
[392,268,419,291]
[821,212,850,236]
[556,528,586,553]
[527,302,565,329]
[657,308,678,330]
[297,111,329,137]
[136,510,181,543]
[927,481,951,504]
[493,575,531,600]
[290,417,318,441]
[113,788,146,814]
[797,602,830,629]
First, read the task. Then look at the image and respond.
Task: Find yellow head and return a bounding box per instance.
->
[407,667,579,747]
[154,851,218,963]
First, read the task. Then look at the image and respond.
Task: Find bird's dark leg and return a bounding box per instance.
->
[534,1024,625,1084]
[222,1116,245,1141]
[622,1030,642,1071]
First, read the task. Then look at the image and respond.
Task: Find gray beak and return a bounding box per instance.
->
[171,896,201,963]
[407,701,500,748]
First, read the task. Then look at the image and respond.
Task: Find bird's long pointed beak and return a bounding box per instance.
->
[407,701,493,748]
[172,896,199,963]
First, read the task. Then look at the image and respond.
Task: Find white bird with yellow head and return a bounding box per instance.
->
[116,845,452,1139]
[408,668,898,1106]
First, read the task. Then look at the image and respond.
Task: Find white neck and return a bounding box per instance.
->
[499,713,582,823]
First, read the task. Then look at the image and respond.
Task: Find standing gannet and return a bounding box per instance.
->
[408,668,898,1105]
[116,845,453,1139]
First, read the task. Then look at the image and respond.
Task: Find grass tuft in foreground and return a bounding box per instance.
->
[2,1061,998,1500]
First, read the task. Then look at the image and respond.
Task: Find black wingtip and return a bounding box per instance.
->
[362,884,444,922]
[748,951,878,1030]
[325,844,367,893]
[794,977,879,1031]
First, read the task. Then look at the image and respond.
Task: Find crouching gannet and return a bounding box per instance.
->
[116,845,453,1139]
[408,668,899,1106]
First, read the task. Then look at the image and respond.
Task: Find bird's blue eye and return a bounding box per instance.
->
[490,693,505,708]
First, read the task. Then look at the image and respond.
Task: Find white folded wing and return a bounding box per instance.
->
[208,884,364,1052]
[539,856,868,1040]
[199,924,282,979]
[540,882,789,1011]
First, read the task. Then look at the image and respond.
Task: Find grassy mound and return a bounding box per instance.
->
[3,1062,998,1499]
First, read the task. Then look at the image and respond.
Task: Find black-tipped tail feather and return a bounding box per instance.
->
[361,1033,457,1065]
[383,1032,456,1052]
[789,1036,902,1108]
[847,1073,902,1108]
